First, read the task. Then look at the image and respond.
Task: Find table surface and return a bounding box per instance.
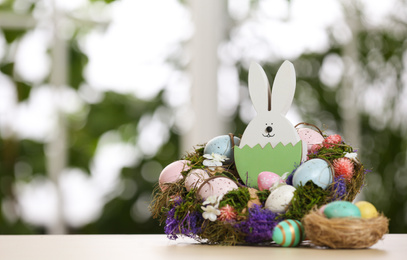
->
[0,234,405,260]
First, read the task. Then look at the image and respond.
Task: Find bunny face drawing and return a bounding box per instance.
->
[239,61,301,148]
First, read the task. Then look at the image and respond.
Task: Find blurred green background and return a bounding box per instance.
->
[0,0,406,235]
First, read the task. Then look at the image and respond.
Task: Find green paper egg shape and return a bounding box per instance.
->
[323,201,361,219]
[234,142,303,188]
[272,219,305,247]
[204,135,240,163]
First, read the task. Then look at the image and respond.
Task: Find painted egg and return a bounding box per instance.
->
[272,219,305,247]
[293,159,333,189]
[323,201,361,219]
[257,171,283,191]
[297,128,324,153]
[197,177,238,200]
[355,201,378,219]
[265,184,296,213]
[319,205,327,214]
[159,160,191,191]
[184,169,210,191]
[204,135,241,163]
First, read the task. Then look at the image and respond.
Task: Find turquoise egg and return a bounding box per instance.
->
[272,219,305,247]
[293,159,333,189]
[204,135,240,163]
[323,201,361,219]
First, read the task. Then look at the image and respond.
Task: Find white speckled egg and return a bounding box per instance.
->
[197,177,238,200]
[297,128,324,153]
[159,160,191,191]
[265,185,296,213]
[293,159,333,189]
[184,169,210,191]
[204,135,241,163]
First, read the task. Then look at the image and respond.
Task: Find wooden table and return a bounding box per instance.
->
[0,234,405,259]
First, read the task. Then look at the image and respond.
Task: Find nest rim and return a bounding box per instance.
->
[302,209,389,249]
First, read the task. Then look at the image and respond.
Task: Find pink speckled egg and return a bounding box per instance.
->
[197,177,238,200]
[257,171,283,191]
[297,128,324,153]
[185,169,210,191]
[159,160,191,190]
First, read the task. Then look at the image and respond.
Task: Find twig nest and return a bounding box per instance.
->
[302,209,389,249]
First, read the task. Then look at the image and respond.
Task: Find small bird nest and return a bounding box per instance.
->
[302,209,389,249]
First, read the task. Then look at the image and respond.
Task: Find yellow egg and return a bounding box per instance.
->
[355,201,378,219]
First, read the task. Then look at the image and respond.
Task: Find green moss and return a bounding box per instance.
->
[256,190,271,204]
[219,187,251,214]
[283,181,330,220]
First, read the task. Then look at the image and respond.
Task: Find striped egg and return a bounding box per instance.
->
[272,219,305,247]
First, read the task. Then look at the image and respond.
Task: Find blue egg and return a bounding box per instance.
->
[204,135,240,163]
[324,201,361,218]
[293,159,333,189]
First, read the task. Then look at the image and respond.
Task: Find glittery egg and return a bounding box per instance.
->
[297,128,324,153]
[355,201,378,219]
[184,169,210,191]
[257,171,283,191]
[197,177,238,200]
[204,135,240,163]
[159,160,191,191]
[265,184,296,213]
[293,159,333,189]
[324,201,361,219]
[272,219,305,247]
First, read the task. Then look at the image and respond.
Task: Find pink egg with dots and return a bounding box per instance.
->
[198,177,238,200]
[159,160,191,191]
[185,169,210,191]
[257,171,283,191]
[297,128,324,153]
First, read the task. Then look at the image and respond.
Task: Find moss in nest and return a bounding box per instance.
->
[283,181,330,220]
[308,142,354,162]
[182,145,206,170]
[199,221,245,245]
[256,190,271,204]
[344,161,366,201]
[173,189,203,219]
[219,187,251,214]
[149,177,192,224]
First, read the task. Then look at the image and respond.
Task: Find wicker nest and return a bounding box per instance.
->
[302,209,389,249]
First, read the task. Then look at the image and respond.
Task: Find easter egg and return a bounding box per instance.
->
[297,128,324,153]
[293,159,333,189]
[319,205,327,214]
[355,201,378,219]
[185,169,210,191]
[265,184,296,213]
[197,177,238,200]
[272,219,305,247]
[159,160,191,190]
[204,135,241,163]
[323,201,361,218]
[257,171,283,191]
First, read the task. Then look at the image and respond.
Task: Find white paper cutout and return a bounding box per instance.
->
[239,61,302,149]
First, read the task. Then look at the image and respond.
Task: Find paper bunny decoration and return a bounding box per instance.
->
[239,61,301,148]
[234,61,306,188]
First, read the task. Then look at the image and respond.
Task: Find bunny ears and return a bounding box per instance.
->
[249,60,296,115]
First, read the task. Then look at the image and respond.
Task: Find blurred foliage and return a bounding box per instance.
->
[0,0,178,235]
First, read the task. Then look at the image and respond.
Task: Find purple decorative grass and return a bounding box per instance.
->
[331,176,347,201]
[234,205,279,243]
[164,197,204,240]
